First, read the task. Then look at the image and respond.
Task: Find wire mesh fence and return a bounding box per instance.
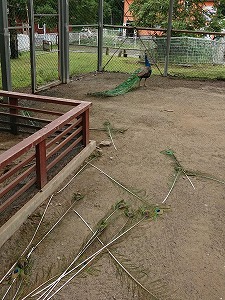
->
[4,0,32,90]
[101,28,164,75]
[0,0,60,91]
[167,34,225,80]
[67,25,165,77]
[0,0,224,92]
[33,11,59,88]
[68,26,98,77]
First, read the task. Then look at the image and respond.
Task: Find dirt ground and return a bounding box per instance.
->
[1,73,225,300]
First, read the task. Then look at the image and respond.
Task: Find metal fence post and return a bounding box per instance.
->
[28,0,37,93]
[164,0,174,76]
[98,0,104,72]
[0,0,12,92]
[58,0,69,83]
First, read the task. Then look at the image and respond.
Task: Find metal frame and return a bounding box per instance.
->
[1,1,225,93]
[164,0,174,76]
[28,0,37,93]
[98,0,104,72]
[0,0,12,91]
[58,0,69,83]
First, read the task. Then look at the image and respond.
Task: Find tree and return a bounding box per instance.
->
[34,3,57,30]
[69,0,123,25]
[129,0,225,32]
[69,0,98,25]
[129,0,170,28]
[104,0,124,24]
[8,0,27,59]
[208,0,225,32]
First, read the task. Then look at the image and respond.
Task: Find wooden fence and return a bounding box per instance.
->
[0,91,91,215]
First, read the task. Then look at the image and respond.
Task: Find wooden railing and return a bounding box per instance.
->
[0,91,91,215]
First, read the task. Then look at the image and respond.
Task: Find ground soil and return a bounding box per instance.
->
[0,73,225,300]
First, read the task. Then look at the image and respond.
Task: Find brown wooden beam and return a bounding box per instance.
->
[36,140,47,189]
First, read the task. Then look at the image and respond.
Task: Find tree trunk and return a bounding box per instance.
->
[10,30,19,59]
[9,5,19,59]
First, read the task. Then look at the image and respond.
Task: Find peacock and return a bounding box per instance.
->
[137,53,152,87]
[88,53,152,97]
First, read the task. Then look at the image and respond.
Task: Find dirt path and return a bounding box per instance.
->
[0,74,225,300]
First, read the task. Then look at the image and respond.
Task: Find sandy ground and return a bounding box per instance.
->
[0,73,225,300]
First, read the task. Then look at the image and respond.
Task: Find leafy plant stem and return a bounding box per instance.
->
[12,279,22,300]
[162,170,181,204]
[74,210,159,300]
[172,154,195,189]
[193,174,225,185]
[88,163,147,203]
[27,198,81,258]
[1,278,16,300]
[35,209,119,298]
[45,217,146,300]
[107,125,117,150]
[0,195,54,285]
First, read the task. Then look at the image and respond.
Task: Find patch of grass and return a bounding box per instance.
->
[168,63,225,80]
[0,50,224,90]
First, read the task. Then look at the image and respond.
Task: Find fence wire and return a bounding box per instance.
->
[34,11,59,88]
[0,0,224,91]
[167,34,225,80]
[4,0,32,90]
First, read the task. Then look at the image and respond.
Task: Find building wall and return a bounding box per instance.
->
[123,0,134,25]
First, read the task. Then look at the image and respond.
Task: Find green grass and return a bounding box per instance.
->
[0,50,224,90]
[168,64,225,80]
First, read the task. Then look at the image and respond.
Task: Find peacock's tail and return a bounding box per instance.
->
[88,68,141,97]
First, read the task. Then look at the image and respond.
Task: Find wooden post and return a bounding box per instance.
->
[82,109,90,147]
[9,97,18,134]
[36,140,47,189]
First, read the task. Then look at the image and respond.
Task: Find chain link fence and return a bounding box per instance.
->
[0,0,61,91]
[68,26,98,77]
[33,10,59,88]
[0,0,32,90]
[101,28,164,75]
[167,34,225,80]
[0,0,224,92]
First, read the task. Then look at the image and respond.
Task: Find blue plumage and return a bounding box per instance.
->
[137,54,152,86]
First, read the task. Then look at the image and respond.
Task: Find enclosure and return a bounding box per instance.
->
[0,74,225,299]
[0,0,225,93]
[0,0,225,299]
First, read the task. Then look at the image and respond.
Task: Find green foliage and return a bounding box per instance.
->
[130,0,170,28]
[69,0,98,25]
[103,0,124,24]
[130,0,225,32]
[217,0,225,16]
[35,3,58,30]
[69,0,123,25]
[8,0,28,24]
